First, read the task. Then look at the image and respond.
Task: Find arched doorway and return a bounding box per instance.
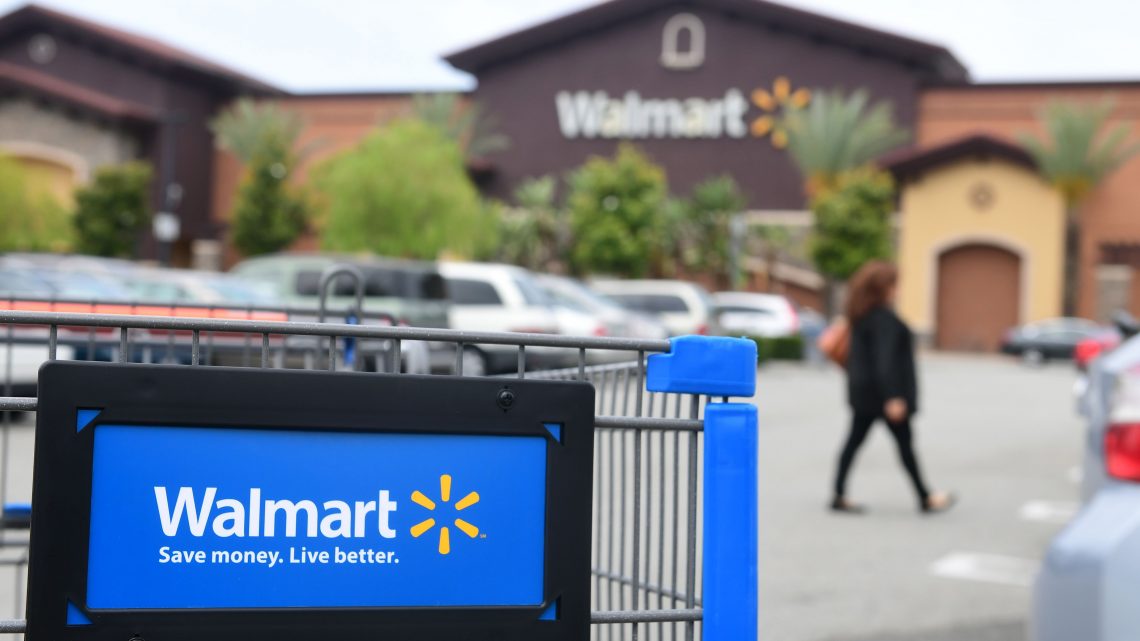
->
[936,243,1022,351]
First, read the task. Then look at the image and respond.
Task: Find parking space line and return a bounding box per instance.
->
[929,552,1037,587]
[1019,500,1078,524]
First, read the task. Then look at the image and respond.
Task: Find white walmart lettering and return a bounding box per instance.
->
[555,89,748,139]
[153,487,398,539]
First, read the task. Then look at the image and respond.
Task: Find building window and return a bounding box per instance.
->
[660,13,705,70]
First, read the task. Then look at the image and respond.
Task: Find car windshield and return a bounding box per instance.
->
[542,287,591,312]
[717,305,774,316]
[608,293,689,314]
[206,277,280,305]
[513,274,552,306]
[556,278,626,313]
[36,270,132,300]
[0,268,54,297]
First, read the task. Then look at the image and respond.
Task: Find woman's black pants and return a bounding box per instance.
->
[833,411,931,505]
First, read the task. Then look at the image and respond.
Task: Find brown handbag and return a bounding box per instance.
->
[817,316,851,367]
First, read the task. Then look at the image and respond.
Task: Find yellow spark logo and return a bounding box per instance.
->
[410,474,480,555]
[750,76,811,149]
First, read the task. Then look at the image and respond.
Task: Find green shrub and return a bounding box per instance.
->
[72,162,153,256]
[751,335,805,363]
[317,119,498,259]
[0,155,73,252]
[567,144,669,276]
[809,167,894,281]
[231,138,309,257]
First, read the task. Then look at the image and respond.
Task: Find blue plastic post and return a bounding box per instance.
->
[703,402,758,641]
[645,335,759,641]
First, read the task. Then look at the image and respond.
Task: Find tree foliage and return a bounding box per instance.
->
[210,98,304,164]
[1019,98,1140,315]
[212,98,312,256]
[752,224,793,292]
[567,144,669,277]
[1019,98,1140,207]
[674,175,746,285]
[497,175,569,272]
[412,93,509,159]
[317,118,498,259]
[809,168,895,281]
[72,161,153,257]
[231,139,309,256]
[782,89,909,196]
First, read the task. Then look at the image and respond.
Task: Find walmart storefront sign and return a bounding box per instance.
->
[27,363,593,641]
[556,89,750,139]
[555,77,812,146]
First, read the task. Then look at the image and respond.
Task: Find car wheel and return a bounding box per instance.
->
[1023,348,1046,367]
[459,348,488,377]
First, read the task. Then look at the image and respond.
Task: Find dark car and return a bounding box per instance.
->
[1001,317,1119,365]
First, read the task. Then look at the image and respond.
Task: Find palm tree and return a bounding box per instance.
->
[412,93,510,159]
[1020,99,1140,317]
[781,88,909,198]
[781,89,907,315]
[210,98,304,164]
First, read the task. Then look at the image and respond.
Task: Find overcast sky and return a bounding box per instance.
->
[2,0,1137,92]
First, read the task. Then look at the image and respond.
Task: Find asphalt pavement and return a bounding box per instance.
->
[755,353,1081,641]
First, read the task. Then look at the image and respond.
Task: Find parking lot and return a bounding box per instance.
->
[756,353,1081,641]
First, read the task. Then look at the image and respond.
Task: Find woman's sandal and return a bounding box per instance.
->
[921,491,958,515]
[829,497,866,514]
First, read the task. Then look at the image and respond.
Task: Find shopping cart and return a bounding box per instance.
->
[0,308,757,641]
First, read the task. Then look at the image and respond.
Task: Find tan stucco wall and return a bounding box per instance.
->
[896,158,1065,336]
[918,86,1140,320]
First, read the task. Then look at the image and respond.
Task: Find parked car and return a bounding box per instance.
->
[590,279,718,337]
[1000,317,1117,365]
[230,254,447,326]
[438,262,561,375]
[1032,332,1140,640]
[231,254,443,374]
[1074,311,1139,373]
[535,274,668,340]
[121,267,280,306]
[712,292,800,338]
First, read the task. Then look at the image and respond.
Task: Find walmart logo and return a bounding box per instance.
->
[554,75,811,143]
[410,474,480,555]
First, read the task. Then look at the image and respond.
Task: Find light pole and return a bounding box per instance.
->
[155,113,185,266]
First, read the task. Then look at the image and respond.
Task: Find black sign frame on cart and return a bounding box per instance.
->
[27,362,594,641]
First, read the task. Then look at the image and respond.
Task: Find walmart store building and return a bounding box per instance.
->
[4,0,1140,351]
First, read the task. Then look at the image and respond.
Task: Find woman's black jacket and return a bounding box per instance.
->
[845,305,918,415]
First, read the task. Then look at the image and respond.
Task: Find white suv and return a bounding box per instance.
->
[438,262,561,375]
[713,292,800,338]
[591,279,718,337]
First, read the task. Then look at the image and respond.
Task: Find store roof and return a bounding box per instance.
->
[883,134,1037,180]
[445,0,969,82]
[0,4,281,95]
[0,60,157,123]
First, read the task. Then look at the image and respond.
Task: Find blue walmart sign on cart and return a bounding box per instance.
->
[88,427,546,609]
[28,363,595,641]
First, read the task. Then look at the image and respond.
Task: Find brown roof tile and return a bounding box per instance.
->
[0,59,157,122]
[882,133,1037,180]
[0,4,280,94]
[445,0,968,81]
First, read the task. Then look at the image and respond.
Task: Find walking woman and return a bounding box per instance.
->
[831,260,956,514]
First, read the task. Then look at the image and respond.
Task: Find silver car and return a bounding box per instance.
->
[1032,334,1140,641]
